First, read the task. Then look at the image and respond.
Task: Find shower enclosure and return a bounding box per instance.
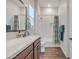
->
[37,15,60,52]
[53,16,60,44]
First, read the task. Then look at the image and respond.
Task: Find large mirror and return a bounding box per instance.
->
[6,0,26,32]
[6,15,26,32]
[6,0,35,33]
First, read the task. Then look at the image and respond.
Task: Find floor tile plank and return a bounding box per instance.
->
[41,47,67,59]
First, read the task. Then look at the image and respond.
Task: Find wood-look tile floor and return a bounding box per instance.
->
[40,47,67,59]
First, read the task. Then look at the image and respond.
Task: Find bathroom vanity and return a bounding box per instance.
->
[6,35,41,59]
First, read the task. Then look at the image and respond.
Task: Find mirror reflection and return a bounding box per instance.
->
[6,15,25,32]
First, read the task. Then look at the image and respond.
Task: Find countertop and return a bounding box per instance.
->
[6,35,40,59]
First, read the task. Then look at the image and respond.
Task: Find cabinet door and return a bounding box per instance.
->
[25,51,33,59]
[34,42,41,59]
[37,43,41,59]
[34,46,38,59]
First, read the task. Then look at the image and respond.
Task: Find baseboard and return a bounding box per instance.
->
[60,46,68,58]
[44,44,60,47]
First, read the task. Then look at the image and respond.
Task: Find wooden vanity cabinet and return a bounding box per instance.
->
[13,38,41,59]
[34,38,41,59]
[13,44,33,59]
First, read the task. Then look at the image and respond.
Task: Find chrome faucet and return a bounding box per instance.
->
[16,30,30,38]
[23,32,26,37]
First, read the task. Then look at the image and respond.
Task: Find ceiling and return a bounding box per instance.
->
[7,0,28,7]
[7,0,62,8]
[8,0,34,8]
[38,0,61,8]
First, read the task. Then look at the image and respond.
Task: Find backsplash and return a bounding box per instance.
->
[6,32,18,40]
[6,31,26,40]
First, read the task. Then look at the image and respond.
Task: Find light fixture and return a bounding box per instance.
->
[48,4,51,7]
[46,8,52,13]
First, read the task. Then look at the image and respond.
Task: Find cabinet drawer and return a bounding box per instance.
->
[13,44,33,59]
[34,37,41,47]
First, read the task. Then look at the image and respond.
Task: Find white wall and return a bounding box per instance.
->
[68,0,72,58]
[34,0,40,33]
[69,0,72,38]
[40,7,58,15]
[20,7,25,15]
[58,0,70,58]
